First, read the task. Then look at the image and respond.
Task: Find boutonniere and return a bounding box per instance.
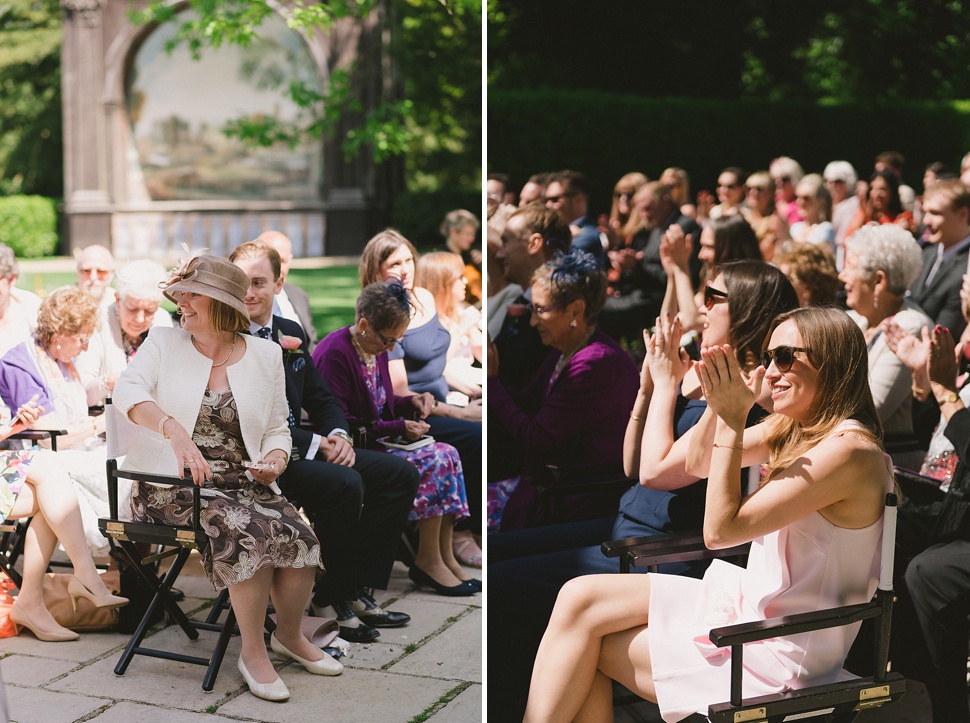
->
[277,331,305,371]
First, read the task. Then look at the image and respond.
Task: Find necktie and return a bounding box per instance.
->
[257,327,272,339]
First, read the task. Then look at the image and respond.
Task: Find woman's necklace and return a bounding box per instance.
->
[548,326,596,390]
[350,326,376,370]
[192,333,236,368]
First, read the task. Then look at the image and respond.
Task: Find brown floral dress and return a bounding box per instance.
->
[131,388,323,590]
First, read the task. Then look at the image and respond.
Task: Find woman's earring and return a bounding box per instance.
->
[873,294,879,309]
[55,344,61,350]
[360,330,366,337]
[570,319,577,328]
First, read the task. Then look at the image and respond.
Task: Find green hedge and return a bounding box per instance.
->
[0,196,59,258]
[488,89,970,215]
[390,188,482,252]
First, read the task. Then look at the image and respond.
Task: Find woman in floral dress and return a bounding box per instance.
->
[312,280,477,597]
[0,397,127,642]
[114,254,340,703]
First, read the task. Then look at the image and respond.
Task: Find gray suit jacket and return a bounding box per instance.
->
[284,283,318,352]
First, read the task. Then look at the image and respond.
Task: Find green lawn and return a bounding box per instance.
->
[23,265,359,340]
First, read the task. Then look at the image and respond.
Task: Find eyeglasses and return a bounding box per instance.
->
[544,192,577,204]
[760,345,809,372]
[717,183,739,190]
[703,285,729,310]
[376,329,406,347]
[747,186,767,192]
[73,334,91,346]
[825,178,847,185]
[79,267,112,279]
[796,194,814,201]
[774,176,792,185]
[613,190,635,200]
[527,300,564,316]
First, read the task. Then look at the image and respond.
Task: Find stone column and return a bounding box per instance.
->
[61,0,112,251]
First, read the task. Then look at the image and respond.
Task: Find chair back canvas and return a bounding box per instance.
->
[104,399,137,520]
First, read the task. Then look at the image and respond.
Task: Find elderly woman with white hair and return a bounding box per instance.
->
[75,259,173,407]
[839,222,931,467]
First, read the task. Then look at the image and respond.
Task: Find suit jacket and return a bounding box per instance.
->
[909,242,970,340]
[616,212,701,301]
[113,326,291,475]
[270,315,348,459]
[283,283,318,352]
[569,215,608,269]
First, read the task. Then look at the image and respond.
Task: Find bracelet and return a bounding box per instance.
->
[432,399,439,410]
[912,384,927,397]
[158,414,173,438]
[629,413,642,422]
[713,442,744,451]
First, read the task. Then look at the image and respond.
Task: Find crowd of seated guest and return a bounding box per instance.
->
[486,157,970,720]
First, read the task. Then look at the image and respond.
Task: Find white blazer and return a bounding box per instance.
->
[112,326,290,476]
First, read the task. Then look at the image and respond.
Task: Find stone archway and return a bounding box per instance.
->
[61,0,392,259]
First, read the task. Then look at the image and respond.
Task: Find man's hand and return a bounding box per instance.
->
[320,435,356,467]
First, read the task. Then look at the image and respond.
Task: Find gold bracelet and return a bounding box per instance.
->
[630,412,642,422]
[912,384,927,396]
[158,414,173,438]
[713,442,744,450]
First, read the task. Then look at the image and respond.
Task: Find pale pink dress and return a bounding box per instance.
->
[647,423,889,722]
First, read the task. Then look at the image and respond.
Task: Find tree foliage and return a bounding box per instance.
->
[488,0,970,103]
[0,0,62,197]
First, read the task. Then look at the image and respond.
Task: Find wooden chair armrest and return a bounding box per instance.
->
[709,598,883,648]
[9,428,68,451]
[600,530,703,558]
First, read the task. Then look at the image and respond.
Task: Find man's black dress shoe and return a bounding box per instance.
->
[326,600,380,642]
[351,587,411,628]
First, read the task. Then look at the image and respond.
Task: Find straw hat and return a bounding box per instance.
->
[160,253,250,320]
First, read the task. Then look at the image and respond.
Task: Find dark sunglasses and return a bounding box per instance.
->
[761,346,809,372]
[703,285,729,310]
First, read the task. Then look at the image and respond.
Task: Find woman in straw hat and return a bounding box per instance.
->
[113,253,340,702]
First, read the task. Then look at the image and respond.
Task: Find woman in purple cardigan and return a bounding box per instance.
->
[312,281,477,597]
[487,249,640,531]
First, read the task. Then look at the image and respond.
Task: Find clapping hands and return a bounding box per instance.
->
[696,345,761,428]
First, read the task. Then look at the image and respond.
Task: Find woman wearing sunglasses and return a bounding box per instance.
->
[486,249,639,532]
[839,223,929,468]
[526,306,889,721]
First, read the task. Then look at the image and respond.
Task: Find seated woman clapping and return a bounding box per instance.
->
[486,249,639,532]
[525,307,890,722]
[311,281,477,597]
[1,397,127,642]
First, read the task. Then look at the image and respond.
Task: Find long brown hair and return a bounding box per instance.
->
[761,306,882,480]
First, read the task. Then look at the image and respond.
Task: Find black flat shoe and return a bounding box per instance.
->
[351,587,411,628]
[463,578,482,591]
[408,565,478,597]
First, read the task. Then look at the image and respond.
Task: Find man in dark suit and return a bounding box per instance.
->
[256,231,319,351]
[489,204,570,480]
[230,242,420,643]
[909,179,970,341]
[544,170,608,269]
[598,181,701,342]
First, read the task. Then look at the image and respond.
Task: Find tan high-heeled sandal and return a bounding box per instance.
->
[67,576,129,612]
[10,601,79,642]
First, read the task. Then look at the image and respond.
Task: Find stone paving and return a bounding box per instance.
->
[0,557,482,723]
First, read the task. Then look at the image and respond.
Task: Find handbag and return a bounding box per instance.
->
[42,571,121,631]
[0,569,17,638]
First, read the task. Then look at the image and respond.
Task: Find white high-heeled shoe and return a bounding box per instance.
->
[237,656,289,701]
[271,633,343,676]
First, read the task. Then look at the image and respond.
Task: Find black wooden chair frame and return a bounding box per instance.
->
[608,492,906,722]
[99,458,242,692]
